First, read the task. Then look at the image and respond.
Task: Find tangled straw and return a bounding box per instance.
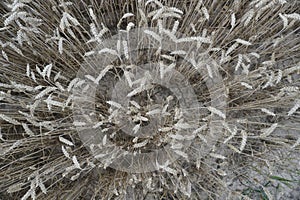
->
[0,0,299,199]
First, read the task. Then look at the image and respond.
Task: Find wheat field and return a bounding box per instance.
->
[0,0,299,199]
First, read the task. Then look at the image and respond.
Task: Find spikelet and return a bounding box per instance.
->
[9,42,23,55]
[193,125,208,138]
[161,54,175,62]
[133,124,140,134]
[190,23,197,33]
[88,8,97,22]
[231,13,236,30]
[207,106,226,119]
[2,140,22,156]
[225,42,239,56]
[117,13,135,28]
[291,137,300,149]
[201,6,209,20]
[262,71,275,89]
[206,64,213,78]
[11,82,35,92]
[166,7,184,15]
[174,150,188,159]
[241,82,253,89]
[106,101,124,109]
[170,50,186,55]
[60,12,80,32]
[45,64,53,79]
[261,108,276,116]
[126,22,135,32]
[262,187,273,200]
[133,140,148,148]
[127,84,153,97]
[95,65,114,84]
[260,123,278,138]
[72,155,81,169]
[0,114,21,125]
[275,69,283,84]
[158,127,173,132]
[283,64,300,75]
[58,38,64,54]
[54,82,65,92]
[2,50,9,61]
[144,30,161,42]
[122,40,129,59]
[176,36,211,44]
[103,134,107,146]
[98,48,119,56]
[124,71,133,88]
[171,20,180,34]
[90,23,98,37]
[162,29,177,41]
[161,12,182,19]
[59,136,74,146]
[195,0,203,11]
[224,132,237,144]
[67,78,79,92]
[240,130,247,152]
[174,122,194,130]
[241,9,254,26]
[35,87,57,100]
[22,123,34,136]
[7,183,24,194]
[250,52,260,58]
[284,13,300,21]
[145,0,163,8]
[169,134,185,140]
[288,100,300,116]
[235,54,243,71]
[235,38,252,46]
[209,153,226,160]
[279,13,288,29]
[62,145,70,159]
[148,8,165,20]
[227,144,242,154]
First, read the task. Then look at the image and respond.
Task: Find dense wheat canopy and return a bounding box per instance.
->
[0,0,299,199]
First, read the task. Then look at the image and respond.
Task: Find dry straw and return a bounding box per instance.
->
[0,0,299,199]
